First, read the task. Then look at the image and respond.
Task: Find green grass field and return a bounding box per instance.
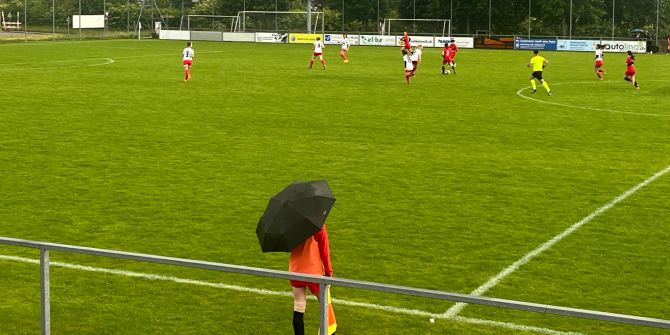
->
[0,39,669,335]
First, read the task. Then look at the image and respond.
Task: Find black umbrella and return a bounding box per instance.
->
[630,28,645,33]
[256,180,335,253]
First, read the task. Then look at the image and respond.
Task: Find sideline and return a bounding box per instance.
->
[0,254,582,335]
[0,57,114,71]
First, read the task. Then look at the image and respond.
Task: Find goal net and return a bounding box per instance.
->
[382,19,451,36]
[235,11,324,33]
[180,15,238,32]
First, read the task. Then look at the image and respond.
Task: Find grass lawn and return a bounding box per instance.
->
[0,39,668,334]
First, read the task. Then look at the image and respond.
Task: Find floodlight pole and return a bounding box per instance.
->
[52,0,55,41]
[612,0,615,41]
[656,0,660,49]
[528,0,531,38]
[79,0,82,40]
[488,0,491,36]
[569,0,572,40]
[306,0,312,33]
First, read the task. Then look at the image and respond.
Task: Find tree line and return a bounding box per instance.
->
[2,0,668,38]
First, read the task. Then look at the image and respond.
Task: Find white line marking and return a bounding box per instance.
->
[516,81,670,118]
[0,254,583,335]
[0,58,114,71]
[445,163,670,318]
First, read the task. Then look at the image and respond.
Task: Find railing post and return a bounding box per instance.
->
[318,283,327,335]
[40,248,51,335]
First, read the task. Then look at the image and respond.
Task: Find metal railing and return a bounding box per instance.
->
[1,236,669,335]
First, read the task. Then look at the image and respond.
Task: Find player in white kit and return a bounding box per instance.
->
[309,37,327,70]
[182,42,195,82]
[339,34,350,63]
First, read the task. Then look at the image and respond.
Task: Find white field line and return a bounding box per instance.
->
[0,254,583,335]
[516,82,670,118]
[445,163,670,318]
[0,58,114,71]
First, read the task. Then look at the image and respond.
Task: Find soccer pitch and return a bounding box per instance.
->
[0,40,669,335]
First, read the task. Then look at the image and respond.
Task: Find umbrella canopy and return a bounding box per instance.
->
[256,180,335,253]
[630,28,645,33]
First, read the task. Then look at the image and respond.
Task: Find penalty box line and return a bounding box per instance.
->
[445,163,670,318]
[0,254,582,335]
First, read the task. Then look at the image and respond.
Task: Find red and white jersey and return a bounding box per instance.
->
[182,47,195,61]
[442,47,452,59]
[313,41,325,53]
[403,54,413,71]
[339,37,350,50]
[594,49,603,60]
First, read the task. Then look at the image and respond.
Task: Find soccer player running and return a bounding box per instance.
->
[594,44,606,80]
[441,42,453,75]
[624,50,640,90]
[289,225,337,335]
[309,37,327,70]
[339,34,350,63]
[182,42,195,82]
[402,49,414,84]
[448,39,458,74]
[527,49,552,96]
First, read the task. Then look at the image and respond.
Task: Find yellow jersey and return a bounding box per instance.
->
[530,55,546,71]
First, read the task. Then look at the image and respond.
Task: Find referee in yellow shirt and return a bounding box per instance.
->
[527,49,552,96]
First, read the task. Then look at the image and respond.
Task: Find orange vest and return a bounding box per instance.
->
[289,225,332,276]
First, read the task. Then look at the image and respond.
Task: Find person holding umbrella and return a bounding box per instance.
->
[256,180,338,335]
[290,225,337,335]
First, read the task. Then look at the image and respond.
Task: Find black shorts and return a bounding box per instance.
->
[532,71,544,81]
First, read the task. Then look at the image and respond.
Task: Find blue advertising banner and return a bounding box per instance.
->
[514,37,557,50]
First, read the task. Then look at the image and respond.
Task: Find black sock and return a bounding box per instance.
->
[293,311,304,335]
[634,81,639,87]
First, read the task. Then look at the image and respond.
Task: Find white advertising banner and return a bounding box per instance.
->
[557,39,646,53]
[600,40,647,53]
[359,35,396,46]
[255,32,287,43]
[72,15,105,28]
[434,37,475,49]
[222,32,255,42]
[159,30,190,40]
[397,35,435,47]
[324,34,360,45]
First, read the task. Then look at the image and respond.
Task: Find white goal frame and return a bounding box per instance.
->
[234,11,324,33]
[180,15,238,32]
[382,18,451,36]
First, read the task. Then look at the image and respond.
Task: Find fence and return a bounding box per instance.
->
[1,236,669,335]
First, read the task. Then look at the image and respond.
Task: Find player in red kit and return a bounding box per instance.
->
[447,39,458,74]
[401,31,411,54]
[441,43,453,75]
[623,50,639,90]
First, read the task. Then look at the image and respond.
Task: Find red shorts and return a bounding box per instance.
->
[625,67,636,76]
[182,60,192,66]
[290,280,321,295]
[405,70,412,78]
[595,60,603,67]
[313,52,323,57]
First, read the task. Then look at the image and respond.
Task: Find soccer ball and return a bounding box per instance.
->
[444,70,451,75]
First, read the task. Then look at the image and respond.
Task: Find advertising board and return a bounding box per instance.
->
[288,33,324,44]
[324,34,360,45]
[514,37,558,50]
[359,35,396,46]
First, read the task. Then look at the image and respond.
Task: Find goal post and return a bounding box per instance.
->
[235,11,324,33]
[382,18,451,37]
[180,15,238,32]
